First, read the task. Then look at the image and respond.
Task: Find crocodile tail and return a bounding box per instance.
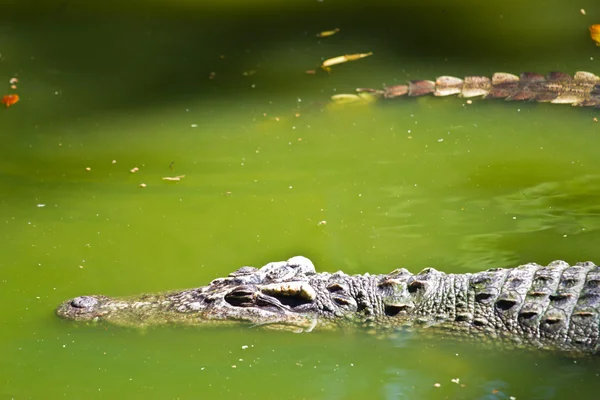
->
[357,72,600,107]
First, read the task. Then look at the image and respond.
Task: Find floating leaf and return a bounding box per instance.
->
[330,92,377,104]
[590,24,600,46]
[321,52,373,72]
[2,94,19,108]
[316,28,340,38]
[162,175,185,181]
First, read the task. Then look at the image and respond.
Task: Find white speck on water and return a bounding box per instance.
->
[37,204,45,207]
[242,345,249,349]
[191,124,198,128]
[438,138,443,142]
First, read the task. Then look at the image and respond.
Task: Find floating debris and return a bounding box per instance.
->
[305,69,317,75]
[85,167,91,171]
[316,28,340,38]
[321,52,373,72]
[9,77,18,84]
[330,92,377,104]
[130,167,139,173]
[242,70,257,76]
[317,220,327,226]
[2,94,19,108]
[331,94,363,103]
[591,24,600,46]
[162,175,185,181]
[139,183,147,188]
[581,9,587,15]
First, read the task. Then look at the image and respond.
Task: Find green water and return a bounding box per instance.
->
[2,0,600,398]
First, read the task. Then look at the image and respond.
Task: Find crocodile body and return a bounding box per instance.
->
[353,71,600,107]
[57,256,600,354]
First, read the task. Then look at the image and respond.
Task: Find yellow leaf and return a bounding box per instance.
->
[321,52,373,68]
[316,28,340,38]
[590,24,600,46]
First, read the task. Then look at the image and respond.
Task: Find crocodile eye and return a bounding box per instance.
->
[70,296,98,309]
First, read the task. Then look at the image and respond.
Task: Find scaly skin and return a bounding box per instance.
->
[56,256,600,354]
[351,71,600,107]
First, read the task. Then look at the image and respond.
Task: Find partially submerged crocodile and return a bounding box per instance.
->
[333,71,600,107]
[57,256,600,354]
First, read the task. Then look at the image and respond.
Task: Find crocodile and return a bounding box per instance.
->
[332,71,600,107]
[57,256,600,354]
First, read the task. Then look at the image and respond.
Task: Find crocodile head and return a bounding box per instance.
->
[56,256,338,331]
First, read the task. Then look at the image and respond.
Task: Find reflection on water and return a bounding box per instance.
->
[374,173,600,271]
[496,174,600,234]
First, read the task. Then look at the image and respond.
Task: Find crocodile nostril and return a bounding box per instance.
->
[70,296,98,309]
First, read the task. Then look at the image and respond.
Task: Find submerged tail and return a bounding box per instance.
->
[351,71,600,107]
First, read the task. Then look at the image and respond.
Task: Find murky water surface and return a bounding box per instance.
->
[2,1,600,398]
